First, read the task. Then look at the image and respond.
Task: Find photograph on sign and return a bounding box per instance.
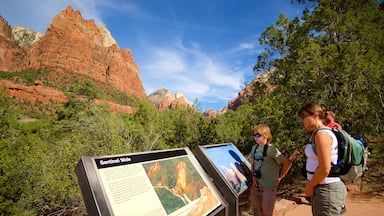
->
[202,144,251,194]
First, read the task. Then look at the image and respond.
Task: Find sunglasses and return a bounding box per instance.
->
[299,114,308,120]
[253,133,262,138]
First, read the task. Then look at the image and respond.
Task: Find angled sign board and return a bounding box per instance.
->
[75,148,227,216]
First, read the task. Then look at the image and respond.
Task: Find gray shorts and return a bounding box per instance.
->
[312,181,347,216]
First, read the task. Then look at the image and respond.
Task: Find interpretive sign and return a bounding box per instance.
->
[193,143,251,216]
[76,148,227,216]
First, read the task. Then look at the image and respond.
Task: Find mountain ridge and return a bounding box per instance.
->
[0,5,264,114]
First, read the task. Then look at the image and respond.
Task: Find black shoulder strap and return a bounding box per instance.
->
[252,144,268,158]
[262,144,268,157]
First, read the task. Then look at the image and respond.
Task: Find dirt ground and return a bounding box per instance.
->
[280,158,384,215]
[284,194,384,216]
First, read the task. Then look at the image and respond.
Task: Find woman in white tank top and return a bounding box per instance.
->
[298,103,347,216]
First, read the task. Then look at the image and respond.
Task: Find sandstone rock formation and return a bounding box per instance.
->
[147,87,191,111]
[12,26,42,48]
[227,69,276,110]
[218,107,228,115]
[0,16,25,71]
[0,79,68,104]
[203,109,217,119]
[1,79,134,114]
[0,6,146,99]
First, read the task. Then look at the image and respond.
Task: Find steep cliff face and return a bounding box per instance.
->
[0,6,146,99]
[0,16,26,71]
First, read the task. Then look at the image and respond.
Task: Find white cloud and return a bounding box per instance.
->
[239,42,255,50]
[138,36,246,109]
[141,49,186,76]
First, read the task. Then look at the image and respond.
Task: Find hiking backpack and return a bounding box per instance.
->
[310,128,369,183]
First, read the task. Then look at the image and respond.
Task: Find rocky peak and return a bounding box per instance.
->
[218,107,228,115]
[203,109,217,119]
[12,26,42,47]
[98,24,117,48]
[147,87,191,111]
[0,5,146,99]
[227,69,276,110]
[148,87,174,100]
[0,16,12,39]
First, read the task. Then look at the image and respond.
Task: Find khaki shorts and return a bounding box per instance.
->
[312,181,347,216]
[250,184,277,216]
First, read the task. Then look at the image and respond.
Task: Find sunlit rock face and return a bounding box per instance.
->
[147,87,191,111]
[0,6,146,99]
[203,109,217,119]
[0,80,134,114]
[228,69,276,110]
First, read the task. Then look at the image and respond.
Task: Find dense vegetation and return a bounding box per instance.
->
[1,0,383,215]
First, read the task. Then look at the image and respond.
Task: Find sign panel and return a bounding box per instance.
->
[201,143,251,194]
[76,148,227,216]
[193,143,251,216]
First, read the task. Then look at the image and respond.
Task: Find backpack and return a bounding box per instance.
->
[310,128,369,183]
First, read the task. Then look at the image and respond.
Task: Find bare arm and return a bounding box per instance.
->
[279,158,291,181]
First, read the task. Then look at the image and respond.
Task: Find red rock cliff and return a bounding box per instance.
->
[0,16,26,71]
[0,6,146,99]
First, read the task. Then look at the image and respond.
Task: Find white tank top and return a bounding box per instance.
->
[304,128,341,184]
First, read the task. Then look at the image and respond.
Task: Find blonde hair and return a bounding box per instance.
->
[253,124,272,142]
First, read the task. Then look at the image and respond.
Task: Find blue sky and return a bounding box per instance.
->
[0,0,305,111]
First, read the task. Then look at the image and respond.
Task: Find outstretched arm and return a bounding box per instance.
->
[279,158,291,181]
[288,150,301,161]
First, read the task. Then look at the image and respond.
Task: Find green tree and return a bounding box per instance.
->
[0,89,25,215]
[254,0,384,137]
[68,79,102,102]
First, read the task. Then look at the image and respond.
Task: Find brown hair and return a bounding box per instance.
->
[298,102,326,119]
[325,110,336,118]
[253,124,272,142]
